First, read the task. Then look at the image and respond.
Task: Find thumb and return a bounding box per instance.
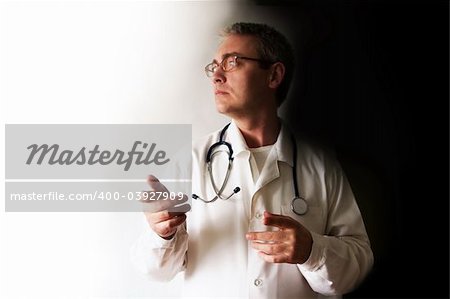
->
[146,175,168,192]
[263,211,297,229]
[147,174,159,183]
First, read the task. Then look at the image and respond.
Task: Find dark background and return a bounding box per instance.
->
[251,0,448,297]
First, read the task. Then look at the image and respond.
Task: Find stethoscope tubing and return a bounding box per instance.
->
[193,123,308,215]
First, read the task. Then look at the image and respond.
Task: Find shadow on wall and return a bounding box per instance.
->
[230,0,448,297]
[243,0,403,297]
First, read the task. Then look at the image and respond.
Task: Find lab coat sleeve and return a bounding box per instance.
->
[130,222,188,282]
[298,158,374,296]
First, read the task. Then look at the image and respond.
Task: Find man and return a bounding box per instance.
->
[131,22,373,298]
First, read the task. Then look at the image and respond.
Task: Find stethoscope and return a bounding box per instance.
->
[192,123,308,216]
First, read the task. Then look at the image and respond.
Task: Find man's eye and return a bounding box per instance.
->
[227,58,237,67]
[225,57,236,70]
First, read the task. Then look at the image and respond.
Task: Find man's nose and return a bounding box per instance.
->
[212,68,226,84]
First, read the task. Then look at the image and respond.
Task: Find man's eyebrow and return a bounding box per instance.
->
[221,52,240,59]
[211,52,240,63]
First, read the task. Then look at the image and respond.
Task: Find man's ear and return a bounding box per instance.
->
[268,62,286,89]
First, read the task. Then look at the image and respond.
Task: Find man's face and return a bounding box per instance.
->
[211,34,273,117]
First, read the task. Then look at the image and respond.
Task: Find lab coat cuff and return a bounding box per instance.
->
[147,228,179,248]
[298,231,326,272]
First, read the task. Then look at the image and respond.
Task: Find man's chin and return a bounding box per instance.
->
[214,100,228,114]
[215,98,239,117]
[215,106,229,115]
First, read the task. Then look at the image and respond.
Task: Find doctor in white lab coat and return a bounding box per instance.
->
[131,22,373,299]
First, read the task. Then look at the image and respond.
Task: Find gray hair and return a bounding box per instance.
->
[222,22,295,106]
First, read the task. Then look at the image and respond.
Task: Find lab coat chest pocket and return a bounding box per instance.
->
[280,203,325,234]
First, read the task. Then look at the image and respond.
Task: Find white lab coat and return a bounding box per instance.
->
[131,121,374,299]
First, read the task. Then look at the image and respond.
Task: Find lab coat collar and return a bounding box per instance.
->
[274,121,295,168]
[225,119,295,167]
[227,121,250,158]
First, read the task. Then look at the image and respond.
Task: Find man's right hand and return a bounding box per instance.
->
[142,175,190,240]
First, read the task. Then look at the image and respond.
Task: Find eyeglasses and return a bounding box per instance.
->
[204,55,272,77]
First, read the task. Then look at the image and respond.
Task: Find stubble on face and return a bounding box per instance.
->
[213,35,271,118]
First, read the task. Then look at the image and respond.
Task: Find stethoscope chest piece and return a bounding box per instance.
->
[291,197,308,215]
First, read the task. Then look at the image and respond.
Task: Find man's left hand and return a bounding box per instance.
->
[246,211,313,264]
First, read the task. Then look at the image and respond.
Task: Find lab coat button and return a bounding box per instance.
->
[254,278,263,287]
[255,212,262,219]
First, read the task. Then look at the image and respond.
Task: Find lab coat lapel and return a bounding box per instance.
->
[226,120,294,196]
[253,147,280,194]
[253,123,294,195]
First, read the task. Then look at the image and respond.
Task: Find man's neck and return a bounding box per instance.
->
[234,114,281,148]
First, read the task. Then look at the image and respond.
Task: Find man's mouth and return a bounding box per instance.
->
[215,90,228,95]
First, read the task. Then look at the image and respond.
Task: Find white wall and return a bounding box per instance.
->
[0,1,294,298]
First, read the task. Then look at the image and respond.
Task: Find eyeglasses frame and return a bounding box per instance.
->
[204,54,273,77]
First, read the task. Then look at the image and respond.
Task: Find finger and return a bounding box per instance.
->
[153,214,187,237]
[140,191,188,202]
[147,174,160,184]
[141,197,173,213]
[147,210,186,224]
[140,191,188,207]
[169,202,191,213]
[249,241,287,255]
[140,192,189,213]
[141,199,189,213]
[258,251,288,264]
[146,175,169,193]
[263,211,297,229]
[175,193,189,204]
[246,230,287,242]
